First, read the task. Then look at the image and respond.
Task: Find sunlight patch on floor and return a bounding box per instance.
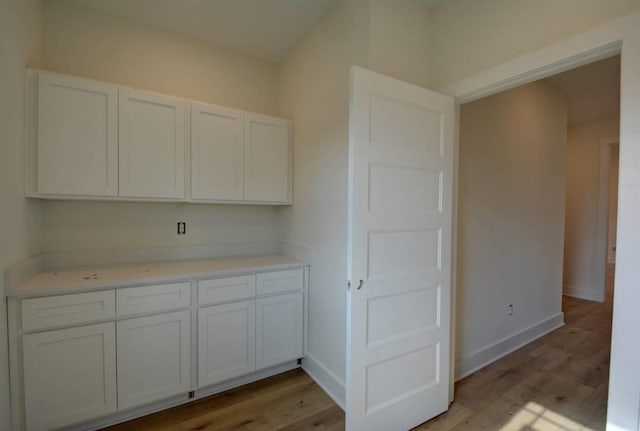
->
[499,402,594,431]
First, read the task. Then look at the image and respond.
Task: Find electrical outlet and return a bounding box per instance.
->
[508,304,513,316]
[177,222,186,235]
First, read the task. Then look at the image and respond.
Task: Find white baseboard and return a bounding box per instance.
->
[564,285,605,303]
[455,312,564,381]
[301,353,345,410]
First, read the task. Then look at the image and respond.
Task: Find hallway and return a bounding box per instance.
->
[103,267,614,431]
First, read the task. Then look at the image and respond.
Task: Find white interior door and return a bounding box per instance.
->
[346,66,454,431]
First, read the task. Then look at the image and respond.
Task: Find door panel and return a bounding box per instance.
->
[347,67,454,431]
[117,310,191,409]
[23,323,117,431]
[119,88,186,198]
[243,114,291,203]
[197,301,256,387]
[191,103,244,201]
[36,71,118,196]
[256,292,303,369]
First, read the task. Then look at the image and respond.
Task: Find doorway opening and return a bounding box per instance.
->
[450,54,620,430]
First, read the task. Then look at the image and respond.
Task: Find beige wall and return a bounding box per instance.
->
[457,80,567,372]
[40,0,282,254]
[608,144,619,263]
[429,0,640,89]
[368,0,431,88]
[0,0,43,426]
[43,0,278,115]
[563,117,619,299]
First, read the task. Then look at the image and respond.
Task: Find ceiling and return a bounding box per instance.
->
[64,0,340,63]
[546,55,620,125]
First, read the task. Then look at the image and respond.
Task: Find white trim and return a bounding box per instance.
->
[449,103,460,404]
[564,285,604,303]
[455,313,565,381]
[301,353,345,410]
[597,139,619,297]
[447,42,621,104]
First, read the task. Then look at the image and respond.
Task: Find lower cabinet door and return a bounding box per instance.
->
[23,322,117,431]
[198,300,255,387]
[117,310,191,409]
[256,292,303,369]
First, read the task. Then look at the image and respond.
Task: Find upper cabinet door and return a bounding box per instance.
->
[119,88,186,199]
[243,114,292,203]
[36,71,118,196]
[191,103,244,201]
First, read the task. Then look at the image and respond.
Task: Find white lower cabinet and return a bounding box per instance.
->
[256,291,303,370]
[198,300,256,387]
[23,322,117,431]
[15,266,305,430]
[116,310,191,410]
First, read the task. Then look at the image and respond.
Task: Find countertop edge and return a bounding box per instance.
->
[7,257,309,299]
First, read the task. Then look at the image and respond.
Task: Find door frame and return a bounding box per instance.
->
[442,10,640,428]
[595,138,619,302]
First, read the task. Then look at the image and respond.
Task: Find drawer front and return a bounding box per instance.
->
[198,275,256,305]
[117,282,191,316]
[22,290,116,331]
[256,269,304,296]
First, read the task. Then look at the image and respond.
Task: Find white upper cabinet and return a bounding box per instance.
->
[34,71,118,197]
[28,69,292,204]
[191,103,244,201]
[244,113,292,203]
[118,88,186,199]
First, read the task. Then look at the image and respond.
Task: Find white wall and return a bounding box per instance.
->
[277,0,370,404]
[39,0,281,254]
[563,118,619,301]
[429,0,640,88]
[456,80,567,377]
[278,0,432,404]
[0,0,43,427]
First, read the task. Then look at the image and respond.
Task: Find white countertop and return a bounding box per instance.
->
[8,254,306,298]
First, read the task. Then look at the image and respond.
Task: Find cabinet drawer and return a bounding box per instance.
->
[22,290,116,331]
[256,269,303,296]
[198,275,256,305]
[117,282,191,316]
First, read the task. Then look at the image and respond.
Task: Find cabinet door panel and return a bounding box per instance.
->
[117,311,191,409]
[256,292,303,369]
[23,323,117,431]
[191,103,244,200]
[198,301,255,387]
[37,71,118,196]
[119,89,186,198]
[244,114,291,203]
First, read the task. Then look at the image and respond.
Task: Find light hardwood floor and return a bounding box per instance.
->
[104,266,614,431]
